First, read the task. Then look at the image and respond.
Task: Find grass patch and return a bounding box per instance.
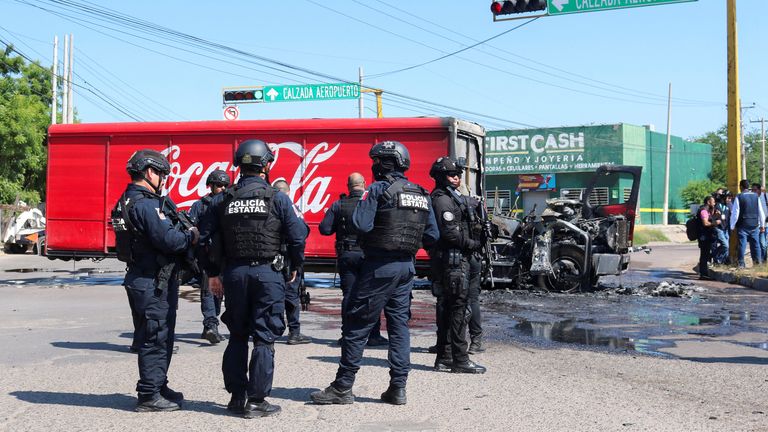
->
[633,228,669,245]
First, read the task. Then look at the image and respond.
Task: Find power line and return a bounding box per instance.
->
[366,0,723,107]
[368,17,541,79]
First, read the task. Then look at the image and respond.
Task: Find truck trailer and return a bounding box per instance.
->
[45,117,485,272]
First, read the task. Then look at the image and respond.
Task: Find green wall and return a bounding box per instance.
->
[484,123,712,225]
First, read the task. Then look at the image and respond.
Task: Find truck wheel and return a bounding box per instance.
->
[4,243,29,254]
[538,244,586,293]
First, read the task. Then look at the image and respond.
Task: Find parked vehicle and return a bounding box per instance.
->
[2,206,46,254]
[45,117,485,270]
[488,165,642,292]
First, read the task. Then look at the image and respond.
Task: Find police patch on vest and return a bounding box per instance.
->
[398,192,429,210]
[442,211,455,222]
[226,198,268,214]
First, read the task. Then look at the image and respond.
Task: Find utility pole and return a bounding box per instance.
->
[66,34,74,124]
[62,36,69,125]
[740,101,755,180]
[662,83,672,226]
[726,0,741,264]
[751,118,766,187]
[358,66,364,119]
[51,36,58,125]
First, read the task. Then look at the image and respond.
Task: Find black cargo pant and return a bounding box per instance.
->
[221,261,286,401]
[435,254,472,364]
[124,268,178,398]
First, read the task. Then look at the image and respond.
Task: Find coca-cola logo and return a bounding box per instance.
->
[161,141,340,212]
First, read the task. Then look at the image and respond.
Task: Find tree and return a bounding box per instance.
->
[681,179,720,207]
[0,44,51,205]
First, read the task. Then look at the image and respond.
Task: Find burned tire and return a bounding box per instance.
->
[538,244,587,293]
[4,243,29,254]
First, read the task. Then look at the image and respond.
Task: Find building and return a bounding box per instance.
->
[483,123,711,225]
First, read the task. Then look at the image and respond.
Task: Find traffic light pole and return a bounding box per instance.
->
[727,0,741,263]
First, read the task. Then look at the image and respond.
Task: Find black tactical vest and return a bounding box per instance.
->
[363,179,430,255]
[432,187,475,251]
[220,182,282,259]
[336,191,363,252]
[111,189,157,263]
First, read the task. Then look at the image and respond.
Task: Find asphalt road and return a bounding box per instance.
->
[1,247,768,431]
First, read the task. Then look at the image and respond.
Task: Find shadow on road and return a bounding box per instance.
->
[679,356,768,365]
[9,391,226,415]
[50,341,128,353]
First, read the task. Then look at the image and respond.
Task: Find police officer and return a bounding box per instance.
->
[311,141,439,406]
[198,139,306,418]
[189,169,230,345]
[117,149,199,412]
[318,173,389,347]
[272,179,311,345]
[429,157,486,374]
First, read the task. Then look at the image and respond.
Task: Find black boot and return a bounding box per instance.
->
[287,331,311,345]
[227,392,247,414]
[160,385,184,402]
[434,357,453,372]
[202,325,224,345]
[468,336,485,354]
[135,394,180,412]
[380,386,407,405]
[451,359,487,374]
[310,385,355,405]
[244,399,281,418]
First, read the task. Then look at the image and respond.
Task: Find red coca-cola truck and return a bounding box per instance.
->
[45,117,485,271]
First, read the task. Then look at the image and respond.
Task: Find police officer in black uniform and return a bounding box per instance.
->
[116,149,199,412]
[272,179,311,345]
[198,139,306,418]
[189,169,230,345]
[429,157,487,374]
[311,141,439,406]
[318,172,389,347]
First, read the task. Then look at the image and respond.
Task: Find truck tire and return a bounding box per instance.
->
[4,243,29,254]
[538,244,587,293]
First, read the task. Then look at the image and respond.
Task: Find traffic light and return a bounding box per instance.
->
[491,0,547,16]
[222,88,264,104]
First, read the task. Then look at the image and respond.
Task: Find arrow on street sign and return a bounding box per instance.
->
[266,88,279,101]
[547,0,696,16]
[551,0,568,12]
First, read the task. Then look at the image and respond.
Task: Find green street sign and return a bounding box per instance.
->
[547,0,697,16]
[262,83,360,103]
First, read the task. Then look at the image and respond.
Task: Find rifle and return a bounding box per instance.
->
[477,197,496,289]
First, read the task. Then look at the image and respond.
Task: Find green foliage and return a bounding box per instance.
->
[692,124,764,189]
[0,45,50,205]
[680,179,719,206]
[633,228,669,246]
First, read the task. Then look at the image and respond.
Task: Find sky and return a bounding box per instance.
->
[1,0,766,140]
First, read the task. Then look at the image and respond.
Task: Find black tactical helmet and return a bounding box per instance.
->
[126,149,171,175]
[206,169,231,187]
[234,139,274,169]
[369,141,410,171]
[429,156,463,179]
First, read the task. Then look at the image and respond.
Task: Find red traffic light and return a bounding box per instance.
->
[223,88,264,104]
[491,0,546,16]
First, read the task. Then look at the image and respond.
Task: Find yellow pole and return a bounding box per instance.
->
[375,91,383,118]
[727,0,741,263]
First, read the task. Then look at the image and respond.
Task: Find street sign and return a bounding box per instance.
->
[262,83,360,103]
[547,0,696,16]
[223,105,239,121]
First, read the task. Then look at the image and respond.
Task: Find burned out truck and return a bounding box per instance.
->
[488,165,642,292]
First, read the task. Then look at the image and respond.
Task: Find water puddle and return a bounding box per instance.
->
[483,287,768,359]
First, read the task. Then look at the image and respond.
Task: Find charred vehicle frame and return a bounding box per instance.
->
[487,165,642,292]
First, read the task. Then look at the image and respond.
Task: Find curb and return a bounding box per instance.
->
[709,268,768,293]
